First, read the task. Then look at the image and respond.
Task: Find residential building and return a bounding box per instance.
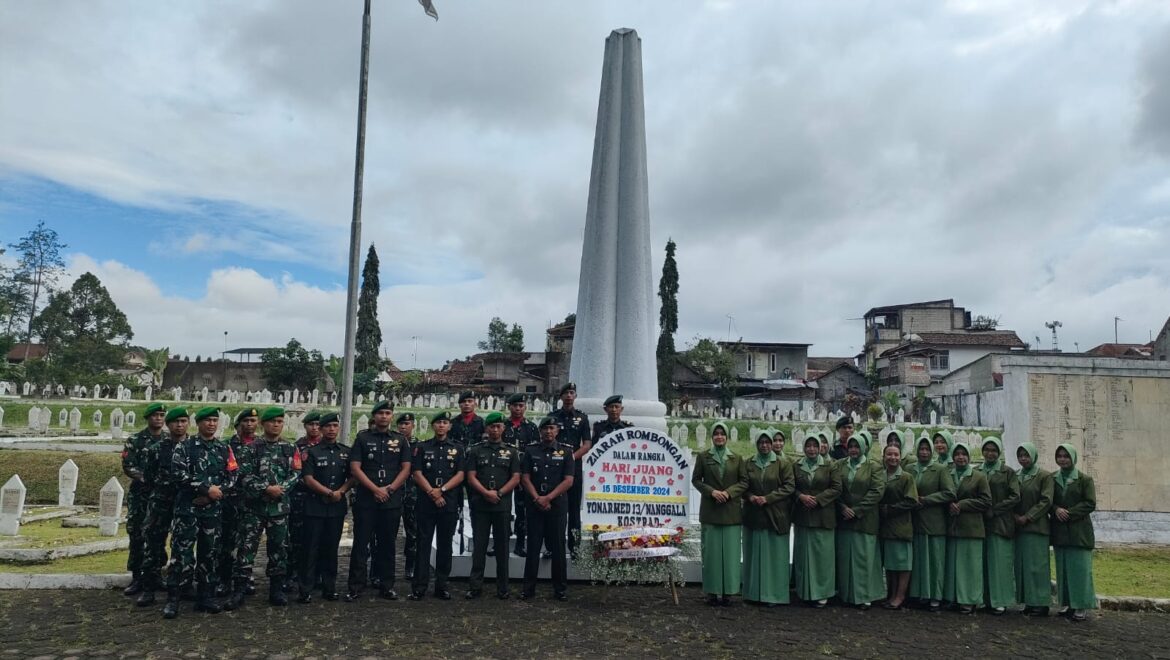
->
[1085,343,1152,359]
[5,342,47,364]
[812,362,868,403]
[876,331,1026,386]
[1155,316,1170,362]
[863,298,972,368]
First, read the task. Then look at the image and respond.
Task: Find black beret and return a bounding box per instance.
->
[539,416,558,428]
[235,408,259,425]
[431,411,452,423]
[506,393,525,405]
[395,412,415,424]
[603,394,623,407]
[318,412,340,425]
[836,416,853,429]
[559,382,577,395]
[458,390,475,402]
[372,400,393,414]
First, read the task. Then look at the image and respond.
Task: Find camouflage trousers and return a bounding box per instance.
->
[141,494,175,588]
[403,482,418,573]
[234,509,290,584]
[125,486,150,574]
[216,497,243,587]
[165,510,221,591]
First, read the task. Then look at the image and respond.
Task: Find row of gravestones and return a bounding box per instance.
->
[0,463,124,537]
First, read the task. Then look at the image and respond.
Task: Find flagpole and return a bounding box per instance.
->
[341,0,372,441]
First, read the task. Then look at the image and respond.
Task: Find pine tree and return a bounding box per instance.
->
[656,239,679,406]
[355,244,383,374]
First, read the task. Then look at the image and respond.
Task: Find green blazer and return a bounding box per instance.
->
[1015,469,1054,536]
[948,470,992,539]
[793,459,842,530]
[910,461,955,537]
[692,449,749,526]
[983,464,1021,539]
[836,459,886,536]
[743,458,796,534]
[879,471,919,541]
[1051,473,1096,549]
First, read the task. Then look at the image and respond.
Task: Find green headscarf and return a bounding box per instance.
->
[933,430,954,465]
[710,422,731,477]
[950,441,973,481]
[753,433,777,470]
[1017,442,1040,482]
[1054,443,1080,488]
[911,435,934,483]
[846,435,868,483]
[979,437,1004,474]
[800,437,824,475]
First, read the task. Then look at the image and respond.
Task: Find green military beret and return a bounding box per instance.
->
[260,406,285,423]
[194,406,220,422]
[165,407,189,423]
[458,390,475,402]
[395,412,415,424]
[484,412,505,425]
[235,408,259,425]
[559,382,576,395]
[603,394,623,407]
[371,400,393,414]
[431,411,452,424]
[302,410,321,424]
[318,412,340,425]
[539,416,558,428]
[144,403,167,417]
[506,393,525,405]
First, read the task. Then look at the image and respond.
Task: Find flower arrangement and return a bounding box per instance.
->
[574,524,698,601]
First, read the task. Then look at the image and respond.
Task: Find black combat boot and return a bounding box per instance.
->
[135,578,157,607]
[269,579,288,606]
[123,572,143,596]
[162,589,180,619]
[194,586,222,614]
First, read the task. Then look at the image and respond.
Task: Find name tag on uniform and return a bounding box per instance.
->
[317,459,328,466]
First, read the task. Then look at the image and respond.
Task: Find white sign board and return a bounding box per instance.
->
[581,426,691,531]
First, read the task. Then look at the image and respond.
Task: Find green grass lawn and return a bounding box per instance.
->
[1,549,128,573]
[0,449,126,505]
[1092,547,1170,599]
[1,519,126,549]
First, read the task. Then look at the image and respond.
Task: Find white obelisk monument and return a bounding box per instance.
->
[568,28,667,430]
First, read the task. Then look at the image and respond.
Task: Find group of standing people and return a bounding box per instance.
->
[692,416,1098,621]
[118,383,627,618]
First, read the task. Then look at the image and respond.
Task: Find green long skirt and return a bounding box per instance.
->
[1015,532,1051,607]
[793,526,835,602]
[835,529,885,605]
[945,537,984,605]
[882,538,912,571]
[909,534,946,601]
[983,534,1016,608]
[1054,545,1097,610]
[742,527,790,604]
[701,524,742,596]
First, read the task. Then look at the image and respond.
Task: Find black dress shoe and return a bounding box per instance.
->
[719,597,733,607]
[162,598,180,619]
[136,591,156,607]
[706,595,720,606]
[496,592,510,600]
[370,578,383,590]
[465,590,481,600]
[322,592,340,601]
[243,582,256,596]
[436,590,452,600]
[514,546,527,558]
[297,592,312,604]
[486,547,496,557]
[344,591,361,603]
[520,591,534,601]
[123,579,143,596]
[554,592,568,602]
[380,589,399,600]
[542,550,553,560]
[407,591,425,601]
[405,568,415,581]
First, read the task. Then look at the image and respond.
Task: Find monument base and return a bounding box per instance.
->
[574,397,667,431]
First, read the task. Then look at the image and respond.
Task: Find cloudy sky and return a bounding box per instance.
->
[2,0,1169,368]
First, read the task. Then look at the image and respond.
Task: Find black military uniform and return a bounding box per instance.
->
[830,416,853,461]
[298,412,349,601]
[521,417,575,600]
[463,412,522,599]
[287,409,321,592]
[501,395,539,556]
[409,412,464,600]
[550,390,590,557]
[346,405,412,600]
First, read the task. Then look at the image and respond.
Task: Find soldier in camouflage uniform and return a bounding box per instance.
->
[136,407,189,607]
[121,402,168,596]
[286,409,321,592]
[216,408,258,595]
[397,412,419,580]
[163,407,238,619]
[225,406,301,609]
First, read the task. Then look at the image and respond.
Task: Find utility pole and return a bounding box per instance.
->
[1114,316,1123,344]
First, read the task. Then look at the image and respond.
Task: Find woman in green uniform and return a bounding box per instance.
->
[945,442,992,614]
[1051,444,1096,621]
[742,433,796,606]
[909,433,955,612]
[793,434,842,607]
[692,421,749,606]
[817,431,831,459]
[1013,442,1054,616]
[879,444,918,609]
[933,430,954,466]
[886,429,917,468]
[771,429,787,458]
[979,437,1019,614]
[835,433,886,609]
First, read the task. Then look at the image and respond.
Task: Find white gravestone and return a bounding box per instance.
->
[695,424,707,449]
[58,459,79,507]
[730,426,739,443]
[679,424,689,446]
[22,382,31,396]
[356,395,364,407]
[312,389,319,405]
[58,408,68,427]
[895,408,905,424]
[111,408,125,440]
[418,416,429,435]
[98,477,125,536]
[145,385,153,400]
[126,411,136,427]
[0,405,5,429]
[356,415,369,432]
[92,409,103,429]
[217,412,231,439]
[69,407,82,433]
[27,406,39,429]
[930,411,937,426]
[0,475,26,536]
[93,384,101,399]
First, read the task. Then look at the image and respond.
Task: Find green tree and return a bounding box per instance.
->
[30,272,133,383]
[477,317,524,352]
[355,244,383,374]
[656,239,679,407]
[143,347,170,387]
[9,220,68,355]
[680,337,738,410]
[260,339,325,391]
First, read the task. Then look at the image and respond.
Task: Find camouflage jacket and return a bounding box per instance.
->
[238,437,301,518]
[143,434,184,501]
[222,433,255,500]
[122,426,166,492]
[172,435,239,516]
